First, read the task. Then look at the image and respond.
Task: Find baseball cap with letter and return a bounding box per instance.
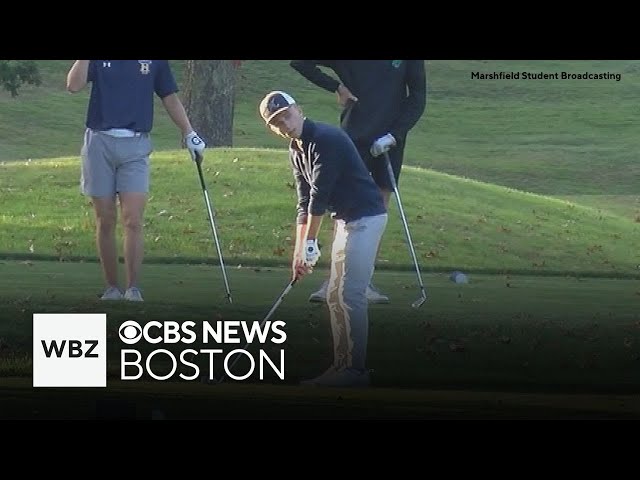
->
[259,91,296,124]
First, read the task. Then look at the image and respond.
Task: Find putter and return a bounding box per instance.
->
[194,151,233,304]
[383,150,428,308]
[205,277,298,385]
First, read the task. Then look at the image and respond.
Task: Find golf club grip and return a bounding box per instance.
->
[195,159,207,191]
[383,152,399,192]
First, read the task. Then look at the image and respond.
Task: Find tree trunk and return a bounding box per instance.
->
[182,60,237,147]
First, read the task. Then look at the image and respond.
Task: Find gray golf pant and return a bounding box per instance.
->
[327,213,388,371]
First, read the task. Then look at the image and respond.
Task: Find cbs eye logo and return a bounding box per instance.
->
[119,320,142,345]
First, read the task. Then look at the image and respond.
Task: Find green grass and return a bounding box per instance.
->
[1,260,639,397]
[1,260,638,419]
[558,194,640,220]
[1,150,639,276]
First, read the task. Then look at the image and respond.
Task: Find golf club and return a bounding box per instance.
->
[383,150,428,308]
[205,277,298,385]
[343,99,426,307]
[194,151,233,304]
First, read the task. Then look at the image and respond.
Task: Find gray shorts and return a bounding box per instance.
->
[80,129,153,197]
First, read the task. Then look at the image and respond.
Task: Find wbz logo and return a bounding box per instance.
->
[41,339,99,358]
[33,313,106,387]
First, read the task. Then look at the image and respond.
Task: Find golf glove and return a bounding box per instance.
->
[370,133,396,157]
[185,131,206,161]
[304,239,321,266]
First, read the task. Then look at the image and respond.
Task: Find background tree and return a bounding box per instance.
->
[0,60,41,97]
[182,60,241,148]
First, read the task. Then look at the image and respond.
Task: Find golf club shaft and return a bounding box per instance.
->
[218,278,297,384]
[196,156,233,304]
[383,152,428,302]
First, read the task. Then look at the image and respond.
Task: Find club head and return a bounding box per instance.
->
[411,295,427,309]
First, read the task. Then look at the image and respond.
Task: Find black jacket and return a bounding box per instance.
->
[290,60,427,147]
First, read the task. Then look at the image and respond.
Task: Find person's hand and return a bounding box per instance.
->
[370,133,396,157]
[304,239,321,266]
[292,255,312,281]
[336,84,358,107]
[185,131,206,162]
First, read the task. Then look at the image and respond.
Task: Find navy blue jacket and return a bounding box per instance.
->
[86,60,178,133]
[290,60,427,147]
[291,119,386,224]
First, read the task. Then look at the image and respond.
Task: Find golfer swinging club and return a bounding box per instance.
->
[259,90,388,387]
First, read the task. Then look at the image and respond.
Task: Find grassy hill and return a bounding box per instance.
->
[1,149,638,276]
[2,61,638,196]
[0,60,638,275]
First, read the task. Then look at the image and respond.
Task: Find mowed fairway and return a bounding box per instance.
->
[1,260,639,419]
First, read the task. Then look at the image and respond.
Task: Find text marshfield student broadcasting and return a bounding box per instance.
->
[471,71,622,81]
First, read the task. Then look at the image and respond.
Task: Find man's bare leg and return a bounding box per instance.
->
[119,192,147,290]
[92,196,119,289]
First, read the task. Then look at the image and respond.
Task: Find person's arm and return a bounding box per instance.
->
[304,215,323,241]
[293,165,311,226]
[290,60,357,107]
[307,136,341,220]
[156,61,205,160]
[161,92,206,161]
[155,61,194,135]
[66,60,90,93]
[290,60,340,92]
[292,167,314,280]
[389,60,427,140]
[161,93,194,137]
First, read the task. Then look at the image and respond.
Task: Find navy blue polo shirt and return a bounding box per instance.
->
[85,60,178,133]
[291,118,386,224]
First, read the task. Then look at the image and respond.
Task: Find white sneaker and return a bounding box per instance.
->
[300,366,370,388]
[366,284,390,304]
[124,287,144,302]
[100,286,123,301]
[308,280,329,303]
